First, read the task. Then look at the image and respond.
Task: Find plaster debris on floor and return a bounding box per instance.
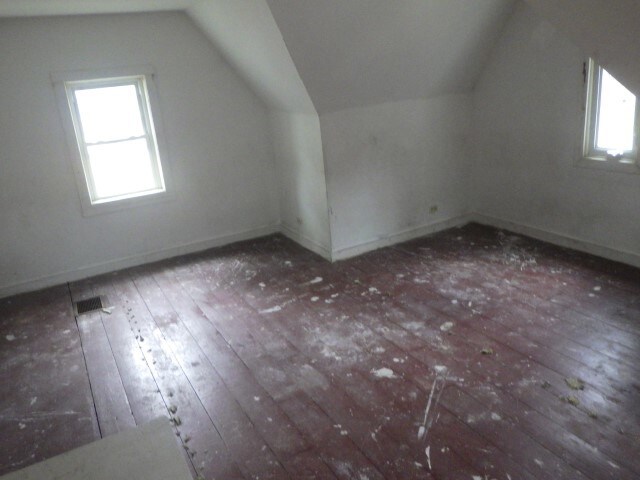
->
[564,378,585,390]
[371,367,397,379]
[2,225,639,480]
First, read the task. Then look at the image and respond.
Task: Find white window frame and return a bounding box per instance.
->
[53,66,172,216]
[580,58,640,174]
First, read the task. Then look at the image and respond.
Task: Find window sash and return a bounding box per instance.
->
[65,76,166,203]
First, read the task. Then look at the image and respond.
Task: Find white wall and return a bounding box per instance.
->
[472,2,640,264]
[0,12,279,297]
[269,111,331,258]
[320,95,473,259]
[524,0,640,98]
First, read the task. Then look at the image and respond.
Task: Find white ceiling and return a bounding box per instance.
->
[0,0,191,16]
[0,0,314,114]
[266,0,516,113]
[2,1,638,115]
[0,0,517,115]
[187,0,315,113]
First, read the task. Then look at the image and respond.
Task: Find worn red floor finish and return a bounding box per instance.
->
[1,223,639,479]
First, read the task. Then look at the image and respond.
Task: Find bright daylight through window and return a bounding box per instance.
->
[65,75,166,205]
[584,59,639,167]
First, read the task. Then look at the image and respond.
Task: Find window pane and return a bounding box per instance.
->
[87,138,160,200]
[596,69,637,153]
[75,84,145,143]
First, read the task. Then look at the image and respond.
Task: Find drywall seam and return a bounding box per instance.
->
[331,214,474,261]
[318,112,336,258]
[0,223,280,299]
[472,213,640,269]
[268,109,331,253]
[280,223,332,261]
[317,118,334,256]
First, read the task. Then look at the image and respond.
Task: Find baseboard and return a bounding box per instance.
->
[6,213,638,300]
[471,213,640,269]
[331,214,474,261]
[0,223,280,299]
[280,223,332,261]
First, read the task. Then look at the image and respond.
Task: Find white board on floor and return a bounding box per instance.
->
[0,417,193,480]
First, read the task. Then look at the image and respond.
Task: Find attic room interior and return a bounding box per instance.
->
[1,0,639,478]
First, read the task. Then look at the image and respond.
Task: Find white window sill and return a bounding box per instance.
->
[79,188,175,217]
[576,156,640,175]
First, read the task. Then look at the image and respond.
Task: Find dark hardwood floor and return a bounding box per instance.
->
[1,223,639,479]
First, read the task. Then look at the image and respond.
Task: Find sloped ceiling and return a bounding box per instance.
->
[0,0,314,114]
[4,0,637,115]
[187,0,314,113]
[524,0,640,97]
[0,1,514,116]
[266,0,516,114]
[0,0,190,16]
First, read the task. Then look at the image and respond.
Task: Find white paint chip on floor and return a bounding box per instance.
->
[260,305,282,314]
[371,367,396,379]
[440,322,454,332]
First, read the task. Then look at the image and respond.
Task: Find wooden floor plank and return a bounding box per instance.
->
[131,267,291,479]
[69,274,137,437]
[152,269,354,478]
[172,256,448,479]
[82,274,170,427]
[236,234,640,478]
[0,286,99,476]
[152,267,313,464]
[1,223,639,479]
[183,271,488,478]
[75,310,137,436]
[106,272,245,480]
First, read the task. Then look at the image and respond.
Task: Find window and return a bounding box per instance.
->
[54,67,169,214]
[583,59,640,171]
